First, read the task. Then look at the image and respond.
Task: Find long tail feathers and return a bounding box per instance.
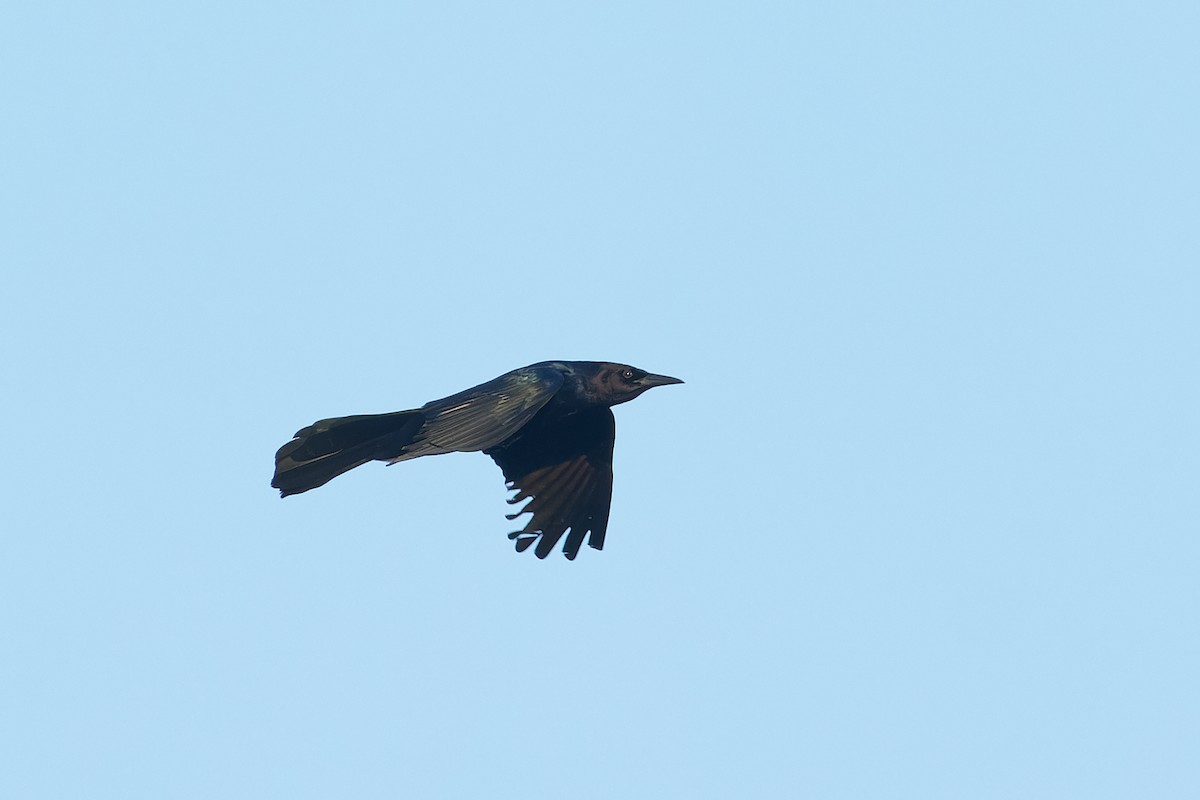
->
[271,410,424,497]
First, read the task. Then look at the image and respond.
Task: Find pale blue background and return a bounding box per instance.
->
[2,2,1197,798]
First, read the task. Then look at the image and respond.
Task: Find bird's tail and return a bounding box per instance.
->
[271,410,425,497]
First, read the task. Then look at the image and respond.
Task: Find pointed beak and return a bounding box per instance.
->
[639,372,684,388]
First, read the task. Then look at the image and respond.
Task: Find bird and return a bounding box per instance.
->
[271,361,683,559]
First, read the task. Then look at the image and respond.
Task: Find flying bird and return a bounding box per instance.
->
[271,361,683,559]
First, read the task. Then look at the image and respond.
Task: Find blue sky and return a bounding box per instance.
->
[2,2,1197,798]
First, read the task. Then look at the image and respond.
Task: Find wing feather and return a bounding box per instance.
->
[486,407,615,560]
[389,365,564,461]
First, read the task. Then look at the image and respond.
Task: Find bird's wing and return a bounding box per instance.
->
[393,365,565,459]
[486,407,615,560]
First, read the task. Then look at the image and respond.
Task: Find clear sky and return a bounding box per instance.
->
[2,2,1197,798]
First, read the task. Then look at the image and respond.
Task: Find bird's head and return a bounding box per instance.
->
[581,362,684,406]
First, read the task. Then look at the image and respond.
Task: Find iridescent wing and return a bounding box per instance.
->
[390,364,565,461]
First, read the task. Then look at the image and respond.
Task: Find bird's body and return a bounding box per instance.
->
[271,361,682,559]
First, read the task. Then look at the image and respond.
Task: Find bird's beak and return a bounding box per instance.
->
[639,372,684,388]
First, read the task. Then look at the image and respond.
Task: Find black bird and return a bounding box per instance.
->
[271,361,683,559]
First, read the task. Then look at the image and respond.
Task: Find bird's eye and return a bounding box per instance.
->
[621,369,635,381]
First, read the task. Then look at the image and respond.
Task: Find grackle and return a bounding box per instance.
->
[272,361,683,559]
